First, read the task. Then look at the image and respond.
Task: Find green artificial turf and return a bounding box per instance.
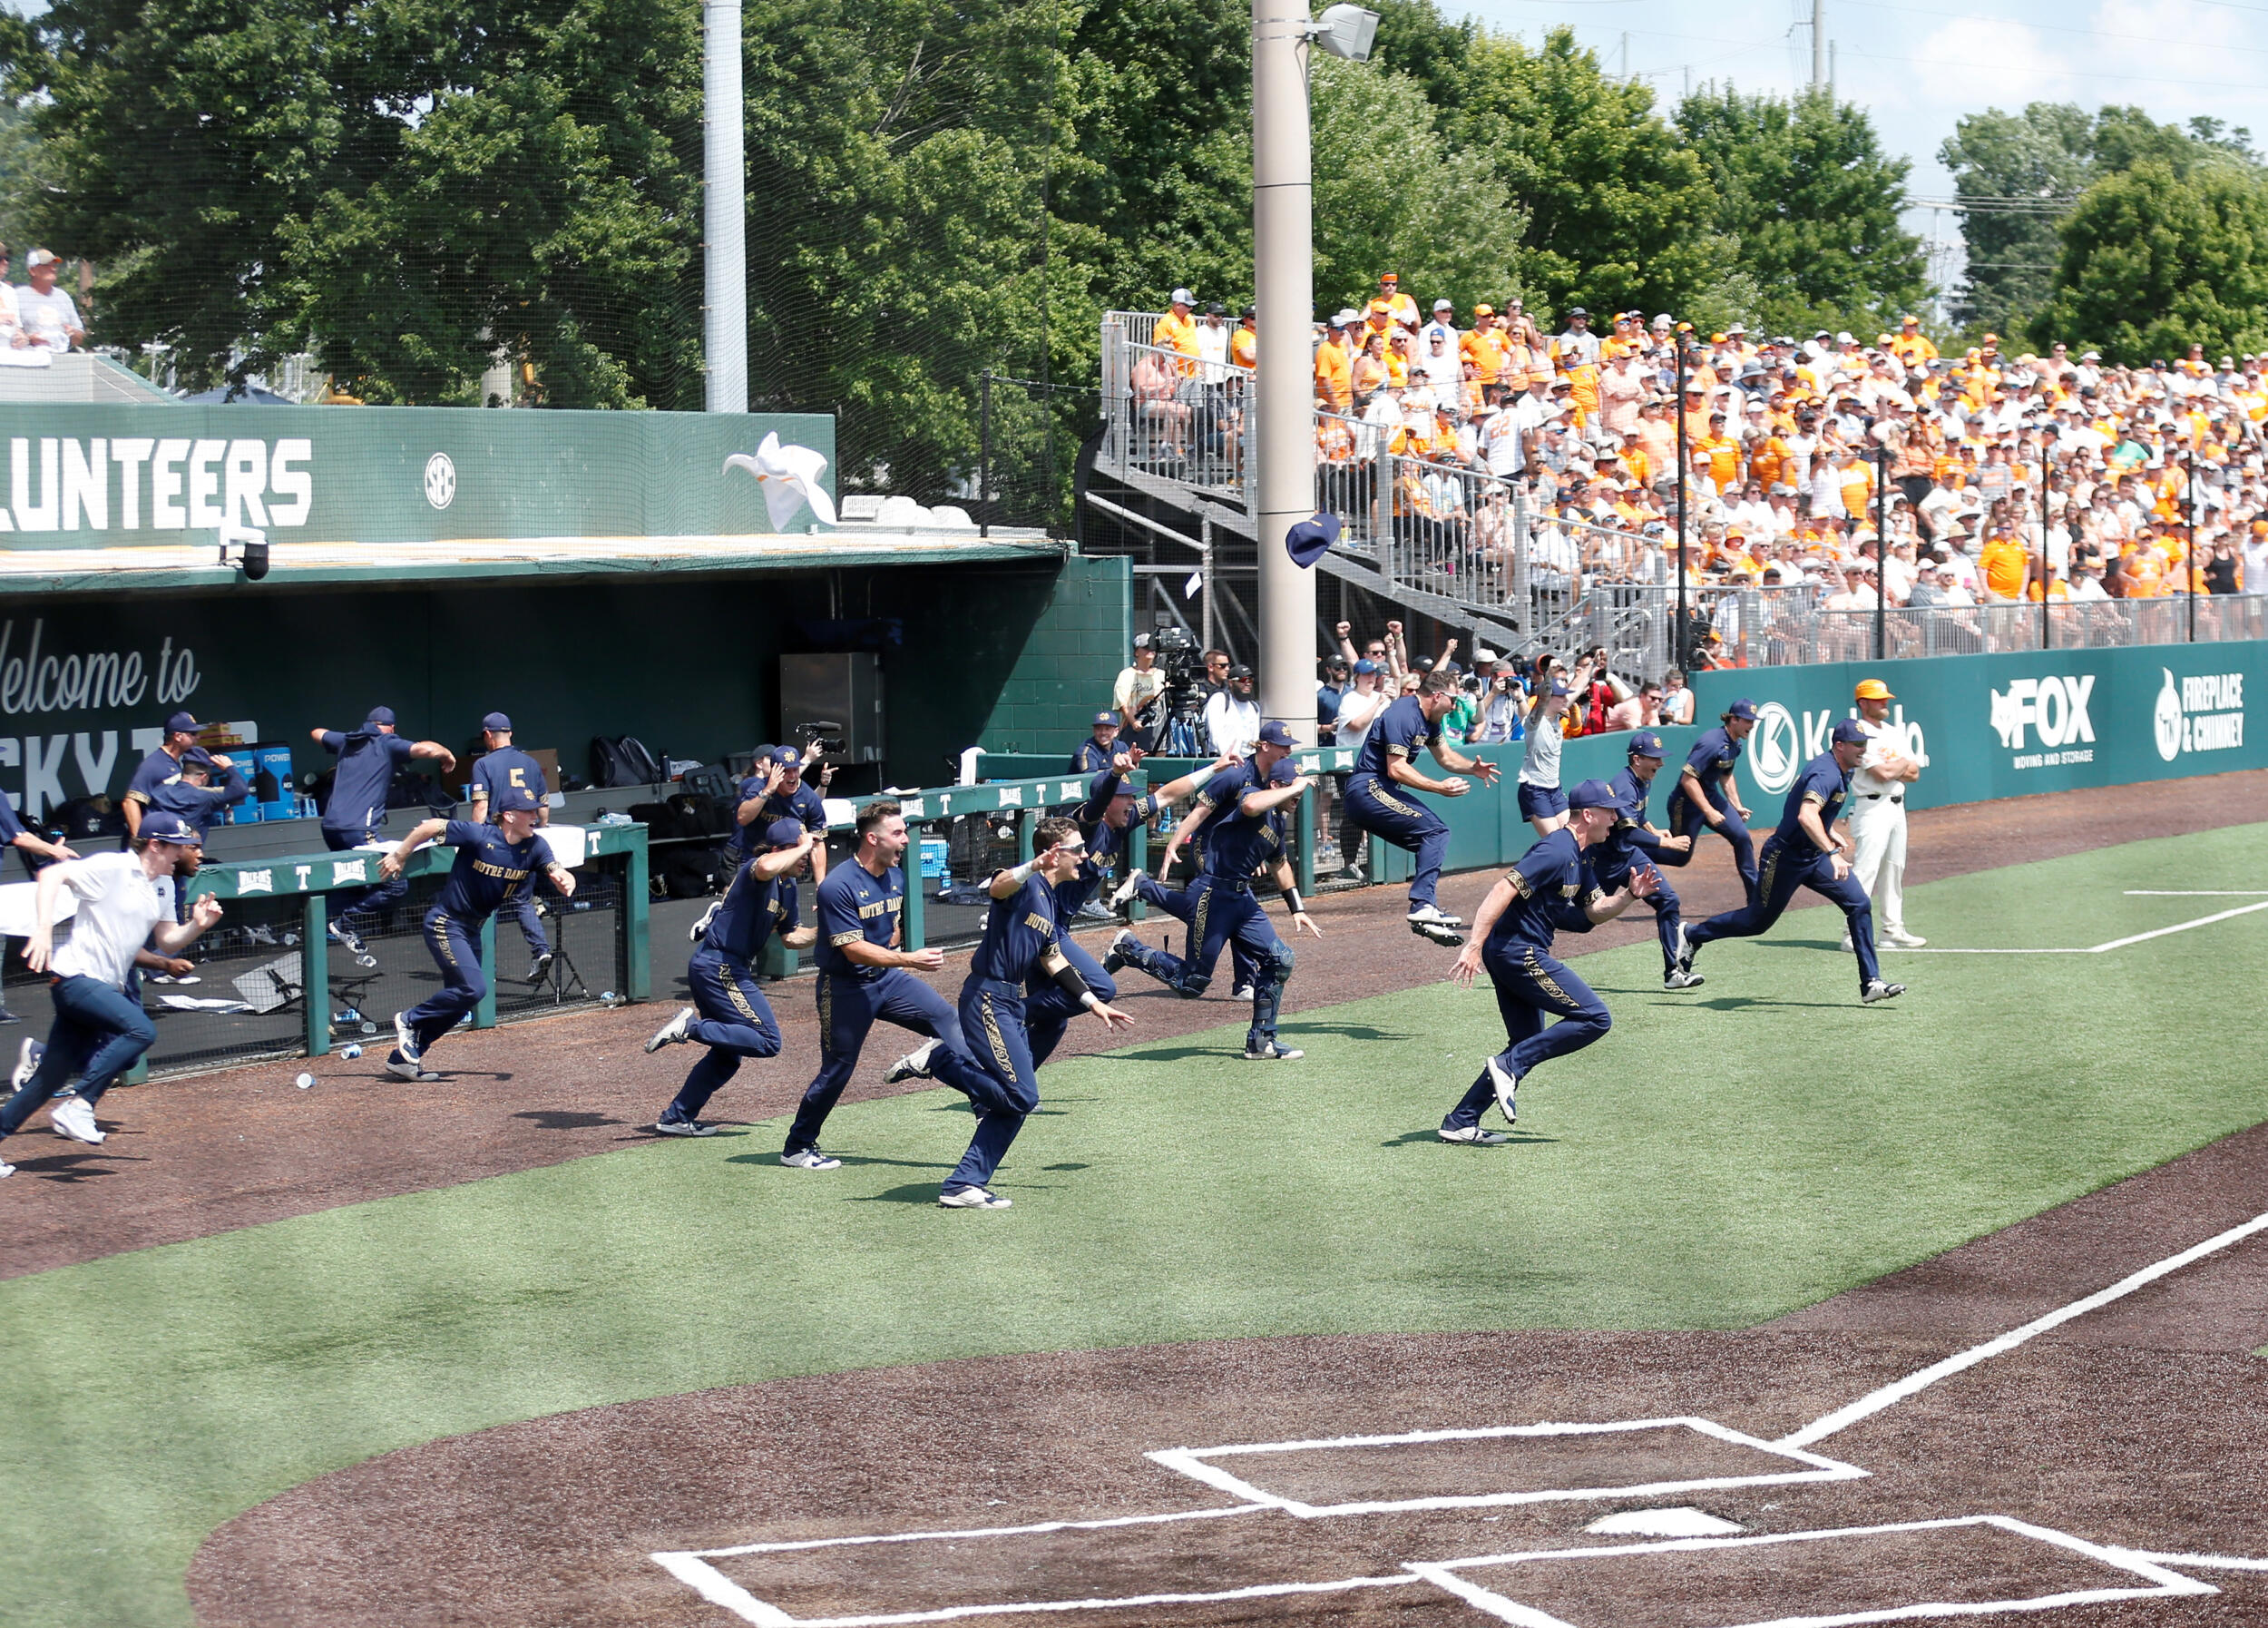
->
[4,827,2266,1625]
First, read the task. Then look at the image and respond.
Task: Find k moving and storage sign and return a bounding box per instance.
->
[0,404,835,547]
[1692,642,2267,815]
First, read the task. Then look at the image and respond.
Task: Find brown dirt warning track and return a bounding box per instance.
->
[9,768,2266,1282]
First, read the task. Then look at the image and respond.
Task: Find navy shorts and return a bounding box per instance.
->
[1516,781,1569,820]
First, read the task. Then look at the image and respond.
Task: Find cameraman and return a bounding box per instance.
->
[1472,663,1526,743]
[1114,633,1168,753]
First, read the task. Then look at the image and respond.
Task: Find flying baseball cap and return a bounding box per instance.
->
[366,705,397,727]
[1853,679,1894,701]
[1831,718,1870,746]
[139,809,202,846]
[1723,699,1759,721]
[1256,720,1296,748]
[164,710,202,735]
[1628,730,1665,760]
[482,711,512,732]
[493,785,541,812]
[765,817,807,848]
[1565,777,1621,811]
[1093,711,1118,727]
[1286,511,1342,569]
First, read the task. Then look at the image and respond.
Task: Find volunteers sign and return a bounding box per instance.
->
[1692,642,2268,814]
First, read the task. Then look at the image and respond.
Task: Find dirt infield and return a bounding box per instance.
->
[188,1111,2268,1626]
[8,768,2266,1282]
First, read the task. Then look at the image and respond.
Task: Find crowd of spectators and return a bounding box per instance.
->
[0,246,87,354]
[1140,277,2268,623]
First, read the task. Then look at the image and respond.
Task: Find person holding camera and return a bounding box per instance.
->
[1114,633,1169,754]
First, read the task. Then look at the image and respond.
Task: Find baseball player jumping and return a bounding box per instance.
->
[1339,671,1502,945]
[1602,731,1702,990]
[1661,698,1760,904]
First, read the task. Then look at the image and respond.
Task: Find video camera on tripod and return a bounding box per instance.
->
[1148,627,1207,721]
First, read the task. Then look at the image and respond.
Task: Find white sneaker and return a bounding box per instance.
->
[1438,1124,1510,1145]
[1109,868,1146,910]
[393,1012,422,1064]
[386,1054,442,1083]
[50,1095,104,1144]
[689,899,721,944]
[1663,968,1706,990]
[884,1039,940,1084]
[938,1185,1012,1209]
[780,1148,842,1171]
[1485,1056,1519,1124]
[645,1006,696,1053]
[1862,979,1907,1005]
[1885,928,1928,947]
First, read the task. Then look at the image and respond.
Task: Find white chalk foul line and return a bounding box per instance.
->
[1779,1207,2268,1451]
[2123,889,2268,896]
[2108,1547,2268,1573]
[1892,897,2268,953]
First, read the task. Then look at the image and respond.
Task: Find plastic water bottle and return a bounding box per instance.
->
[339,1044,363,1061]
[599,990,621,1006]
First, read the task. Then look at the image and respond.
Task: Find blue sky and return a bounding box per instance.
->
[1462,0,2268,296]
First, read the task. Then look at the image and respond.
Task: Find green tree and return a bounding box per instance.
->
[2030,159,2268,362]
[1937,103,2092,336]
[1677,85,1926,341]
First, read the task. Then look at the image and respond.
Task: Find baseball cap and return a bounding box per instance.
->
[481,711,512,732]
[1628,730,1665,760]
[1090,769,1136,802]
[493,785,541,812]
[1093,711,1118,727]
[1724,698,1759,721]
[366,705,396,727]
[1565,777,1621,811]
[24,248,58,270]
[1286,511,1341,568]
[1132,632,1153,649]
[164,710,202,734]
[1256,720,1296,748]
[1831,718,1869,745]
[772,745,803,768]
[1170,288,1195,306]
[1229,663,1255,680]
[1853,679,1894,701]
[765,817,807,848]
[1432,298,1453,311]
[1353,659,1380,675]
[1333,309,1361,328]
[139,809,201,846]
[1268,758,1301,786]
[1568,306,1589,319]
[181,746,218,771]
[1548,679,1571,699]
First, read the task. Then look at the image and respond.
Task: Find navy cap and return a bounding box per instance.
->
[482,711,512,732]
[773,745,802,768]
[1091,769,1138,801]
[1093,711,1118,727]
[1256,720,1296,748]
[1548,679,1571,698]
[765,817,807,848]
[1831,718,1869,745]
[139,809,202,846]
[1268,758,1301,786]
[164,710,201,735]
[366,705,396,727]
[1724,698,1759,721]
[1566,777,1622,811]
[181,746,217,770]
[752,744,777,766]
[493,785,541,812]
[1628,730,1665,759]
[1286,511,1343,569]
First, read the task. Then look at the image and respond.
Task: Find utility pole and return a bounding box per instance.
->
[1811,0,1825,91]
[703,0,747,413]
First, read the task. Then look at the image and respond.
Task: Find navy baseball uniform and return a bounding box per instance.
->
[1113,759,1297,1055]
[1679,747,1888,995]
[1662,721,1758,899]
[922,872,1068,1196]
[656,849,797,1131]
[144,755,249,921]
[1442,825,1614,1134]
[782,858,963,1158]
[1600,762,1686,984]
[472,746,553,959]
[1070,735,1116,775]
[122,746,194,823]
[394,820,556,1064]
[1342,694,1451,911]
[320,725,417,934]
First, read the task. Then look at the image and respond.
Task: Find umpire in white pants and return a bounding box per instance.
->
[1845,677,1925,948]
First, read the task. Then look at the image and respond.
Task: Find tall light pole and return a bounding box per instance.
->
[704,0,748,413]
[1253,2,1374,745]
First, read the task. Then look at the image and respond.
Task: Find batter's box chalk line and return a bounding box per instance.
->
[1892,893,2268,953]
[649,1211,2268,1624]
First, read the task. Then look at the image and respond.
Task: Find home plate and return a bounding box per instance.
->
[1587,1507,1745,1537]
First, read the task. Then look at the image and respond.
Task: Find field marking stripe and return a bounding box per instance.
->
[650,1552,797,1626]
[1890,897,2268,954]
[787,1572,1419,1626]
[2089,898,2268,949]
[2123,889,2268,896]
[682,1503,1260,1561]
[2108,1548,2268,1573]
[1402,1563,1580,1627]
[1779,1208,2268,1450]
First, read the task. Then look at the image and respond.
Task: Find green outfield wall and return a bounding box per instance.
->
[0,404,836,548]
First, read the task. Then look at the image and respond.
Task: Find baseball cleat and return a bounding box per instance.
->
[1232,985,1256,1002]
[645,1006,697,1053]
[525,951,554,985]
[1109,868,1147,910]
[1861,979,1907,1005]
[689,900,721,943]
[1242,1040,1304,1061]
[392,1012,422,1064]
[1438,1124,1510,1145]
[328,920,367,957]
[1409,917,1465,946]
[1885,929,1928,947]
[1408,902,1466,928]
[1663,968,1706,990]
[12,1036,42,1094]
[1673,921,1696,974]
[0,1159,12,1178]
[385,1053,442,1082]
[651,1117,718,1137]
[780,1148,843,1171]
[937,1185,1012,1209]
[1839,935,1854,952]
[49,1095,104,1144]
[1485,1056,1519,1123]
[1101,928,1140,976]
[884,1039,941,1084]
